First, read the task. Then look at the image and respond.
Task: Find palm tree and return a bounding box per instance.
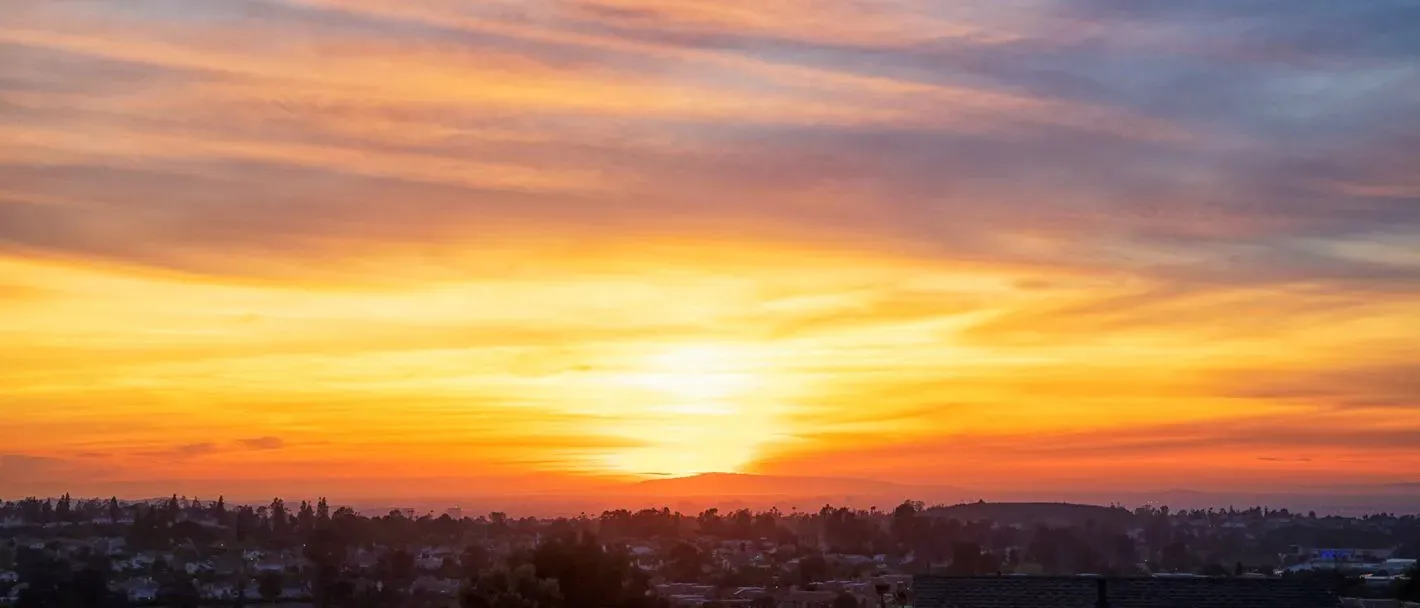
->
[259,572,283,604]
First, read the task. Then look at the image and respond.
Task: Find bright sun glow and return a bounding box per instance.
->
[629,344,758,404]
[596,343,784,477]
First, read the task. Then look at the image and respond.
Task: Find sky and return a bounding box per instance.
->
[2,0,1419,502]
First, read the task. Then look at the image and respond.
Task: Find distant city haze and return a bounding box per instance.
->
[3,0,1419,501]
[49,474,1420,519]
[333,474,1420,518]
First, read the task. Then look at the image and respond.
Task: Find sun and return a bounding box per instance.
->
[628,344,757,405]
[596,343,784,477]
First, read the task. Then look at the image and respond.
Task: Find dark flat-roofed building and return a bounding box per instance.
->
[913,575,1340,608]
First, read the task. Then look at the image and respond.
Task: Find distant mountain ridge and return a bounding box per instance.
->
[605,473,1420,516]
[927,501,1136,527]
[627,472,931,497]
[151,474,1418,517]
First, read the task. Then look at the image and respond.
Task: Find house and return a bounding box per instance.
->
[417,546,456,570]
[351,550,381,571]
[200,583,237,600]
[1340,600,1418,608]
[873,574,912,594]
[774,590,838,608]
[1308,548,1394,563]
[1383,559,1417,574]
[729,587,770,601]
[5,583,29,605]
[281,582,311,599]
[656,583,718,607]
[912,575,1340,608]
[210,555,245,576]
[420,545,457,558]
[826,554,876,567]
[254,558,288,573]
[630,547,662,572]
[113,552,160,573]
[656,584,715,598]
[125,579,160,603]
[91,536,127,557]
[411,576,462,597]
[352,577,383,595]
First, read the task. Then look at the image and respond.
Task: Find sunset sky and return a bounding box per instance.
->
[2,0,1418,501]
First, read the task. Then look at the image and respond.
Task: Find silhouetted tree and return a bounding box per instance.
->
[1144,515,1172,554]
[1107,533,1138,569]
[305,528,348,605]
[259,571,284,603]
[462,544,492,579]
[235,505,257,543]
[234,567,249,608]
[1400,565,1420,602]
[666,542,703,582]
[56,493,72,521]
[948,542,985,575]
[296,501,314,532]
[696,509,723,537]
[382,549,416,593]
[1201,563,1229,577]
[530,531,642,608]
[819,506,875,554]
[461,564,560,608]
[159,576,202,608]
[73,567,118,607]
[15,547,68,608]
[798,553,828,584]
[833,592,859,608]
[891,501,924,550]
[270,498,289,535]
[1160,541,1194,573]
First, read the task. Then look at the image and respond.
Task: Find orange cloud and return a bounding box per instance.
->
[2,0,1417,502]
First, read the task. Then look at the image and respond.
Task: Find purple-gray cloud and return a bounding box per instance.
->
[0,454,118,495]
[237,437,285,450]
[1225,364,1420,410]
[136,443,219,459]
[0,1,1416,303]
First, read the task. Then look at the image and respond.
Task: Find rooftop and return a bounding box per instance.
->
[912,575,1340,608]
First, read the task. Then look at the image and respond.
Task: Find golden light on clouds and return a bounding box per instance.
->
[593,343,788,476]
[2,0,1419,500]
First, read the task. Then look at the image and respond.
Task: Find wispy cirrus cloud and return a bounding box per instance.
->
[1222,363,1420,410]
[3,0,1416,284]
[236,437,286,451]
[136,443,220,459]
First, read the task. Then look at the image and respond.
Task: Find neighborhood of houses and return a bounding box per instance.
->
[1,497,1415,607]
